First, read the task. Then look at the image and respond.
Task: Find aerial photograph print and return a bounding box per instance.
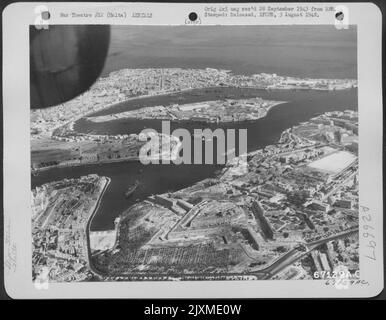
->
[30,25,359,283]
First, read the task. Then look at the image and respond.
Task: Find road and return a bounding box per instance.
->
[88,226,358,281]
[258,227,358,279]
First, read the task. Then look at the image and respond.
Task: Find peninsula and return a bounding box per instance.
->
[86,97,286,124]
[31,68,357,172]
[32,110,359,282]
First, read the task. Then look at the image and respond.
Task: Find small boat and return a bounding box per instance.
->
[124,180,139,198]
[31,170,39,177]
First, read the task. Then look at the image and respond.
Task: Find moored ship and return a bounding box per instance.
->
[124,180,139,198]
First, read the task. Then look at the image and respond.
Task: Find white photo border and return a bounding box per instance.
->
[2,2,383,298]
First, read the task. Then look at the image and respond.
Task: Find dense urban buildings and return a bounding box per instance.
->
[30,68,357,138]
[31,71,359,282]
[32,175,110,282]
[86,97,286,124]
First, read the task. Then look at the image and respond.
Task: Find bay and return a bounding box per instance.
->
[32,87,357,231]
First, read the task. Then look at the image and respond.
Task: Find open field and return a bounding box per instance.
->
[307,151,357,174]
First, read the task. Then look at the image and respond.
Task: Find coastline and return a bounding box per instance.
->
[31,134,183,173]
[32,86,223,140]
[31,69,358,141]
[85,176,111,278]
[32,107,359,281]
[31,96,290,172]
[85,98,288,124]
[87,109,359,280]
[32,156,139,173]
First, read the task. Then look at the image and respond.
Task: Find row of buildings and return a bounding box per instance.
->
[30,68,357,139]
[32,175,109,282]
